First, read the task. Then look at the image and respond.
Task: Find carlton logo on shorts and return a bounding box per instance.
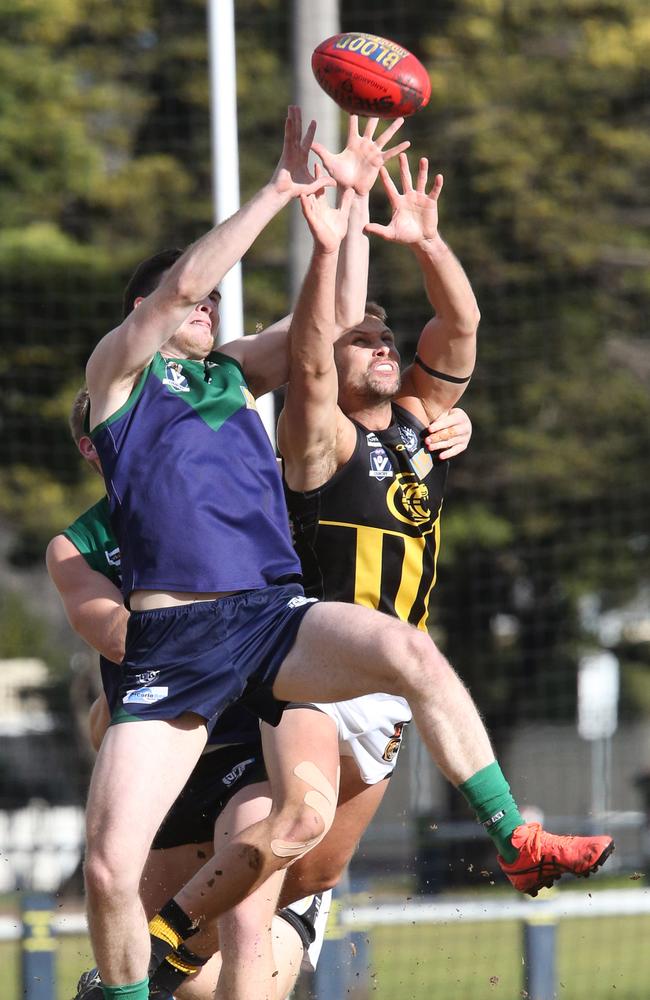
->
[122,686,169,705]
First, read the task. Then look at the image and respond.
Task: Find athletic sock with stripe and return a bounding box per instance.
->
[148,899,198,976]
[149,944,210,997]
[458,761,525,863]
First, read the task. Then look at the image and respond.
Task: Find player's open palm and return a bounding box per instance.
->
[300,176,355,254]
[366,153,443,245]
[312,115,410,198]
[272,105,336,198]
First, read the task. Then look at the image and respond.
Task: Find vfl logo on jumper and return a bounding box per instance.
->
[104,546,121,569]
[162,361,190,392]
[222,757,256,788]
[122,686,168,705]
[382,721,407,762]
[399,425,419,454]
[369,448,393,481]
[387,473,433,529]
[134,670,160,686]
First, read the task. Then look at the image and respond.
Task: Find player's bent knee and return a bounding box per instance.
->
[271,761,338,863]
[390,626,451,694]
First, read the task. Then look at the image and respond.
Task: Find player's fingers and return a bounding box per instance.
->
[437,441,468,460]
[303,175,336,196]
[425,433,465,453]
[399,152,413,192]
[382,140,411,163]
[310,140,330,164]
[364,222,393,240]
[378,164,400,202]
[415,157,429,194]
[375,116,404,148]
[429,172,444,200]
[363,116,379,139]
[348,113,360,139]
[427,411,456,432]
[301,119,317,155]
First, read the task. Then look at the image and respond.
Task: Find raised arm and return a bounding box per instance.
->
[230,116,412,398]
[86,107,334,420]
[366,154,480,422]
[277,180,355,489]
[313,115,410,332]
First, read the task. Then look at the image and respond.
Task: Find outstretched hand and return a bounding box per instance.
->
[299,169,355,253]
[312,115,410,197]
[423,407,472,460]
[271,106,336,200]
[365,153,443,244]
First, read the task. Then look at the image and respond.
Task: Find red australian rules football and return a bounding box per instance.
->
[311,32,431,119]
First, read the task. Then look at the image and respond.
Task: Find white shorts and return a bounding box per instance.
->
[311,693,412,785]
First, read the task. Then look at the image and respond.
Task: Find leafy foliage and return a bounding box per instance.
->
[0,0,648,732]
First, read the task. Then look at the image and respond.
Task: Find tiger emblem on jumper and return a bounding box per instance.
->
[386,473,433,531]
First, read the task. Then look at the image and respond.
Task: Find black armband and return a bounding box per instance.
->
[414,354,473,384]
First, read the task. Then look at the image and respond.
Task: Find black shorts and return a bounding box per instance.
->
[152,740,267,849]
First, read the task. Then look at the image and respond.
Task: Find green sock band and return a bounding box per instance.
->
[459,761,525,863]
[102,979,149,1000]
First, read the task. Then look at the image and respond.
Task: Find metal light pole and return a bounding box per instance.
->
[207,0,275,442]
[291,0,341,300]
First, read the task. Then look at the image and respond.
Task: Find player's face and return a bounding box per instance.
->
[170,289,221,358]
[335,316,401,401]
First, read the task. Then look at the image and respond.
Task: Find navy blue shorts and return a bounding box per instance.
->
[152,740,267,849]
[112,583,316,732]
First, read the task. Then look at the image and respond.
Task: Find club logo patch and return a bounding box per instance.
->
[386,473,434,529]
[162,361,190,392]
[369,448,393,481]
[398,425,419,454]
[382,721,407,762]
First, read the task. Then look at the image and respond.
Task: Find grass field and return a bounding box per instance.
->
[1,913,648,999]
[368,914,650,999]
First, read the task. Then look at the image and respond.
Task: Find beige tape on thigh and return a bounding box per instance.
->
[271,761,339,860]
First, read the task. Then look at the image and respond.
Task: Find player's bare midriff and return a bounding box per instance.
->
[130,589,241,610]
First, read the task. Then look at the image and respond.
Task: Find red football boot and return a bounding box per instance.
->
[498,822,615,896]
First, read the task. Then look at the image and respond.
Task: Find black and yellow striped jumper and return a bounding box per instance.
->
[284,402,448,630]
